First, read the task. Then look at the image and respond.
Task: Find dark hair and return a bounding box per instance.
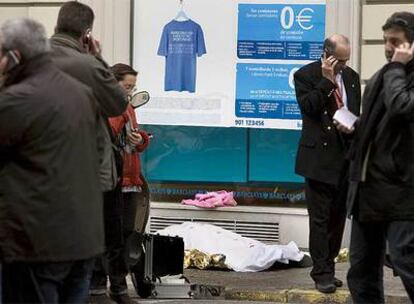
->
[111,63,138,81]
[55,1,94,38]
[382,12,414,43]
[323,38,336,55]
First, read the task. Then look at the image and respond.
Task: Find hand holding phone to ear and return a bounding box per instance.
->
[87,35,102,56]
[83,30,101,56]
[321,51,338,84]
[392,42,414,64]
[1,50,21,73]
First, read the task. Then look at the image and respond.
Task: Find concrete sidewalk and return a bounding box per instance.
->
[179,262,409,303]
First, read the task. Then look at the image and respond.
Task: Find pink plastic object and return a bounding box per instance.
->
[181,190,237,209]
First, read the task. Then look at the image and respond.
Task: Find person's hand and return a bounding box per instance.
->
[85,35,102,57]
[333,120,355,134]
[321,52,338,83]
[392,42,414,64]
[127,130,143,146]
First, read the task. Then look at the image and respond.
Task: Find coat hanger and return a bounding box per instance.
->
[174,0,189,21]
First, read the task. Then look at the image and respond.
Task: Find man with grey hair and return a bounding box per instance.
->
[0,18,104,303]
[293,34,361,293]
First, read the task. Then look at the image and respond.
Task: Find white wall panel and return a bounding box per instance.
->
[360,44,387,80]
[362,4,414,41]
[28,6,60,36]
[80,0,131,65]
[0,0,131,65]
[325,0,361,71]
[360,1,413,81]
[0,7,27,25]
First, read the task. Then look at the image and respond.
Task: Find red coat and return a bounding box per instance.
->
[108,105,149,187]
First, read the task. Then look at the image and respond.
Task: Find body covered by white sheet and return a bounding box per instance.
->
[156,222,304,272]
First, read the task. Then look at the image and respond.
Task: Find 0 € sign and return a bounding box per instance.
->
[280,6,315,31]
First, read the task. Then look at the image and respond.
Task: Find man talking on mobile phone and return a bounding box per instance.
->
[50,1,128,194]
[0,18,103,303]
[49,2,129,303]
[344,12,414,303]
[293,34,361,293]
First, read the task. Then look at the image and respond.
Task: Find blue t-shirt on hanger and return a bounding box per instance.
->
[157,19,206,93]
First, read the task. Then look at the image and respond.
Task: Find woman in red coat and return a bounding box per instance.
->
[109,64,150,235]
[91,63,150,304]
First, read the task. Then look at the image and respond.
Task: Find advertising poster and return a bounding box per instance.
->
[237,4,326,60]
[235,63,303,129]
[133,0,326,130]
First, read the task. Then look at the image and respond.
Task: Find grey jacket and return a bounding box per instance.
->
[0,55,104,262]
[50,33,128,191]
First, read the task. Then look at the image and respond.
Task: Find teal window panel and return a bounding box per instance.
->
[141,125,248,182]
[248,129,303,183]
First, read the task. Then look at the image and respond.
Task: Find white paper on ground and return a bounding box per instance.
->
[333,107,358,129]
[159,275,186,284]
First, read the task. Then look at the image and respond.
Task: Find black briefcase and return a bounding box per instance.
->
[127,232,191,298]
[127,232,226,299]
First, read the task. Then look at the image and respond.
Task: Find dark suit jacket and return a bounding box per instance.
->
[294,61,361,185]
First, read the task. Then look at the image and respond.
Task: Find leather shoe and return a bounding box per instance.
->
[315,282,336,293]
[334,277,343,287]
[110,294,137,304]
[88,294,116,304]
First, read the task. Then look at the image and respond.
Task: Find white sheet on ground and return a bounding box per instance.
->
[156,222,304,272]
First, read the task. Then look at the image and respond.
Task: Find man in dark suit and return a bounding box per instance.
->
[293,34,361,293]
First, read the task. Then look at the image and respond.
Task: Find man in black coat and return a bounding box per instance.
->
[0,19,103,303]
[294,34,361,293]
[344,12,414,303]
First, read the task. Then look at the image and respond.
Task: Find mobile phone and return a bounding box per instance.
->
[5,50,20,72]
[83,28,92,45]
[323,48,334,58]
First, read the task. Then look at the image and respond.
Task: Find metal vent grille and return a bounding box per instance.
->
[150,216,279,244]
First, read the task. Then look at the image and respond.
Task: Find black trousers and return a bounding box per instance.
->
[348,220,414,304]
[90,188,126,295]
[90,189,146,295]
[305,178,347,283]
